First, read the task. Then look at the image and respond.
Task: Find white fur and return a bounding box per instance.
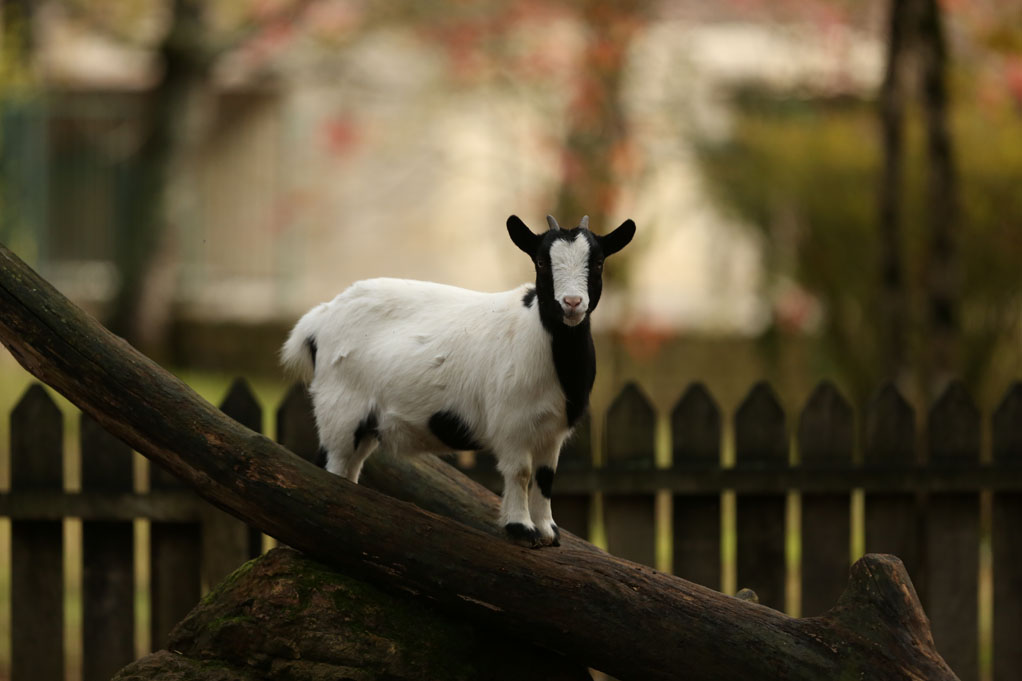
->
[550,236,591,326]
[281,278,571,543]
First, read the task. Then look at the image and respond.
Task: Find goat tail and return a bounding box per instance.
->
[280,303,327,383]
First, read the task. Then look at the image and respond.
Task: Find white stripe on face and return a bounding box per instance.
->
[549,236,591,326]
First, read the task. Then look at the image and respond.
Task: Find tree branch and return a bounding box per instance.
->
[0,242,958,681]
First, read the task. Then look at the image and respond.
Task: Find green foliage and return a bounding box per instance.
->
[697,88,1022,403]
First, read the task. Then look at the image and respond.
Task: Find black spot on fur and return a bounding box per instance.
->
[353,411,379,450]
[536,466,555,499]
[429,411,483,451]
[306,336,318,369]
[505,522,542,547]
[314,446,328,468]
[522,287,537,308]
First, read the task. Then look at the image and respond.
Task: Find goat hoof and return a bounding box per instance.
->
[549,524,561,547]
[504,522,542,548]
[535,524,560,547]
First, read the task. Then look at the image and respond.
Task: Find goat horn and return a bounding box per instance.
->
[578,215,590,230]
[546,215,561,231]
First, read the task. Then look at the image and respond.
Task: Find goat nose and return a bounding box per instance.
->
[563,295,582,309]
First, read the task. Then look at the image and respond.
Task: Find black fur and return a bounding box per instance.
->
[505,522,542,547]
[536,465,555,499]
[306,336,318,369]
[522,287,537,308]
[429,410,483,451]
[353,410,379,450]
[314,446,328,468]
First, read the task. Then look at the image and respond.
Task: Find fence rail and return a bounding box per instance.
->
[0,376,1020,681]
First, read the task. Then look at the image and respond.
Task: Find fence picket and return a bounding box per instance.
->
[797,381,853,616]
[81,413,135,681]
[149,424,201,650]
[556,412,592,540]
[734,381,788,610]
[863,383,921,595]
[992,381,1022,681]
[603,383,657,567]
[10,384,64,681]
[925,381,980,681]
[276,382,319,463]
[203,378,265,586]
[671,383,721,589]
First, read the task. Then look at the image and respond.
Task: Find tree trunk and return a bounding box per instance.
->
[0,243,959,681]
[916,0,959,390]
[877,0,911,382]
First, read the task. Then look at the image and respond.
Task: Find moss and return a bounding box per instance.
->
[201,556,259,607]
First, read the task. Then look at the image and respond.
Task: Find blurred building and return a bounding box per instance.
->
[2,1,884,348]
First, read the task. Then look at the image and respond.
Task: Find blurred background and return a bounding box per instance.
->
[0,0,1020,410]
[1,2,1022,680]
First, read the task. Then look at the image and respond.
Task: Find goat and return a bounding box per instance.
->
[281,214,635,546]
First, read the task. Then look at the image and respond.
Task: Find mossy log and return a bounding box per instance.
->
[0,243,959,681]
[113,547,590,681]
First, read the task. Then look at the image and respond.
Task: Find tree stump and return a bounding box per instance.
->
[113,547,590,681]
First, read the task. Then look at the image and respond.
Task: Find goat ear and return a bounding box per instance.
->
[507,215,540,258]
[598,219,635,257]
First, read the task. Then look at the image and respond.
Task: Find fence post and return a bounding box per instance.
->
[149,432,201,650]
[992,382,1022,681]
[734,381,788,610]
[603,382,657,567]
[797,381,854,616]
[557,412,593,540]
[202,378,264,587]
[10,384,64,681]
[276,382,319,464]
[863,383,921,593]
[670,382,721,590]
[81,413,135,681]
[925,381,980,681]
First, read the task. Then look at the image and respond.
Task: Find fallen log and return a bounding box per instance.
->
[0,243,958,681]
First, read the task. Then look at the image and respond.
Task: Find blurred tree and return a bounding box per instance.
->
[695,0,1015,406]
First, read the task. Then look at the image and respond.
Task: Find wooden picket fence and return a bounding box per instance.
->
[0,377,1020,681]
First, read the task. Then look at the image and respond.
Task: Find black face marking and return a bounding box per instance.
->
[353,410,379,450]
[522,287,537,308]
[314,446,328,468]
[306,336,318,369]
[510,216,634,428]
[504,522,541,547]
[429,410,483,451]
[536,466,555,499]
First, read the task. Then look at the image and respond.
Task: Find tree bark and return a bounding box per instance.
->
[0,243,959,681]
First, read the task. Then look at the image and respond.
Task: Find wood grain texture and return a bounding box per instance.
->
[0,243,959,681]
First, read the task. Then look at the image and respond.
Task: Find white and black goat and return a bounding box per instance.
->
[281,214,635,546]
